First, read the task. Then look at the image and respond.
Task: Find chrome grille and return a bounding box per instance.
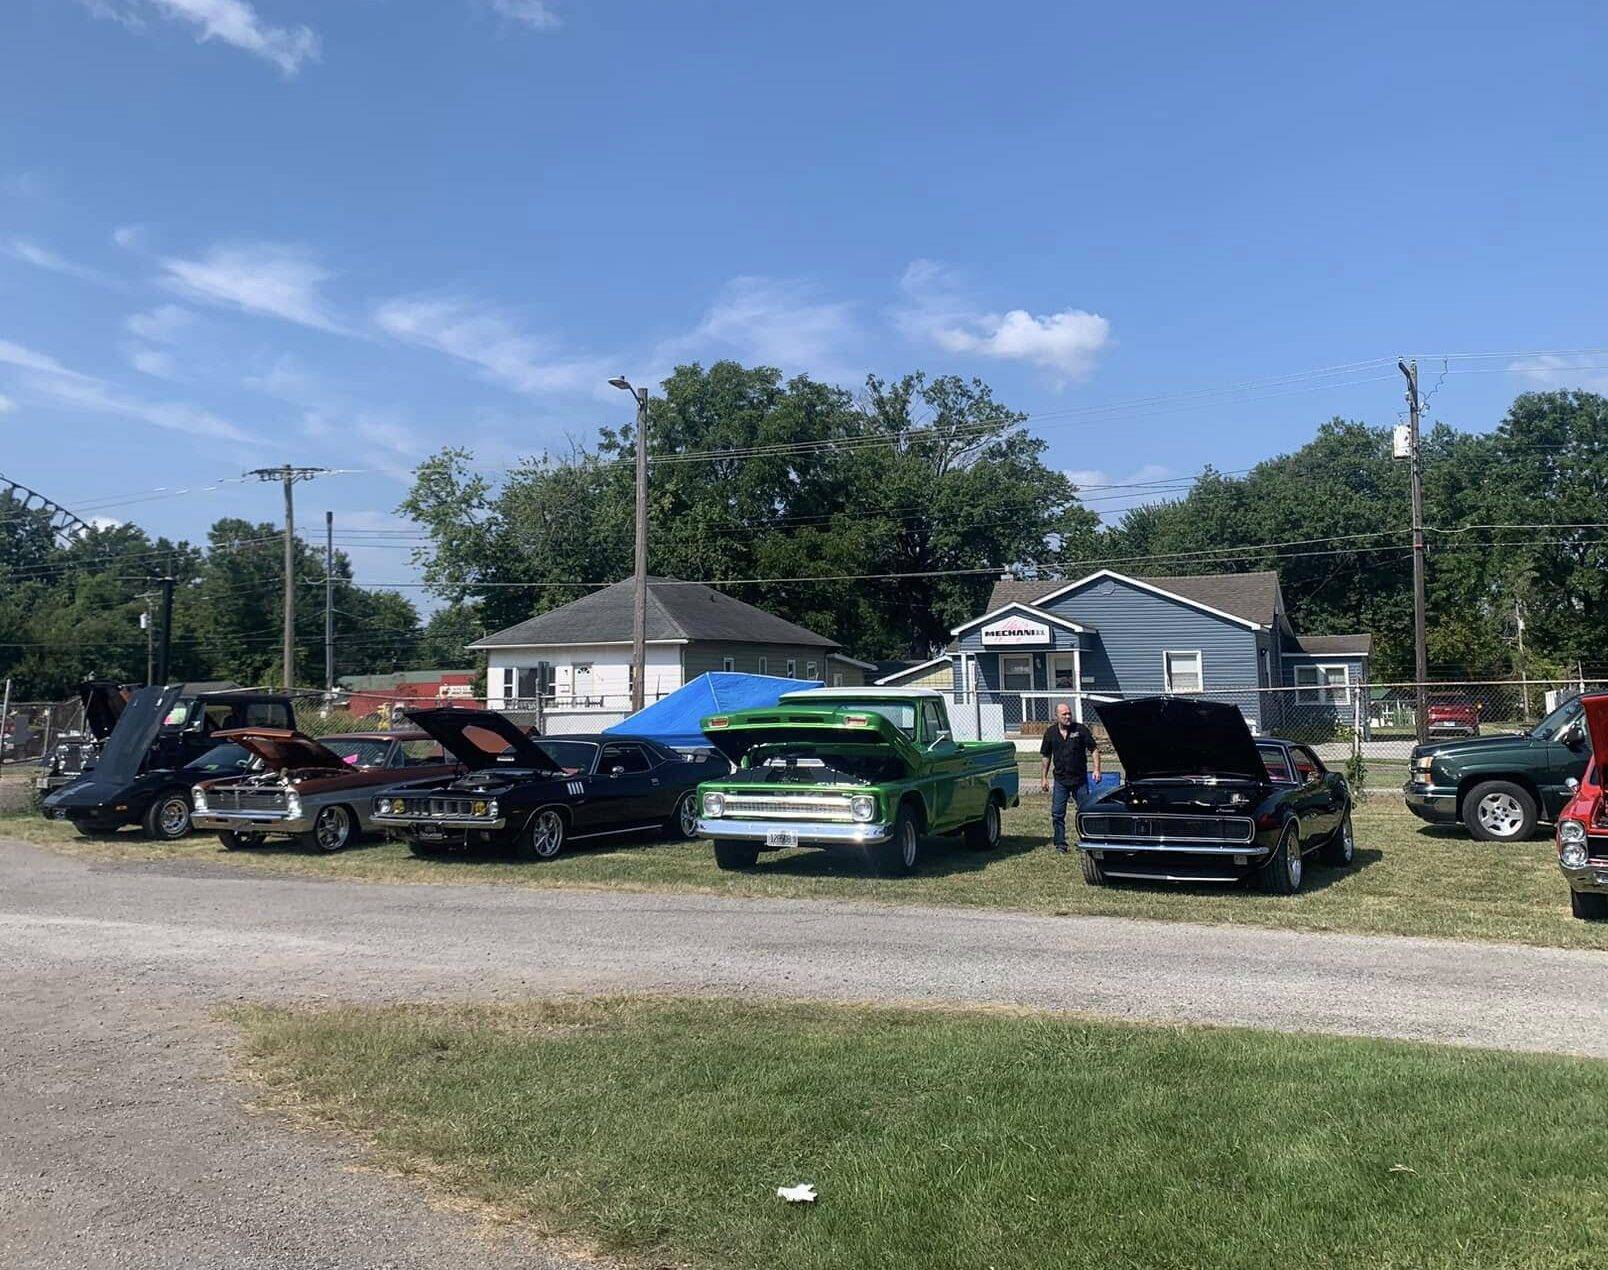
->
[207,787,288,813]
[1078,813,1255,844]
[385,795,492,819]
[721,793,855,822]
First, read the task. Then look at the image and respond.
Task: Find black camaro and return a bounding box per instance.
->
[370,707,726,860]
[1075,696,1354,893]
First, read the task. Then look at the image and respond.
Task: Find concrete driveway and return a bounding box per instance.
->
[4,836,1606,1268]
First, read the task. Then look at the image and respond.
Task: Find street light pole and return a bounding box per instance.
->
[1398,361,1429,744]
[609,377,651,714]
[248,465,329,692]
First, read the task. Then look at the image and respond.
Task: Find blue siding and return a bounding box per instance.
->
[953,604,1082,653]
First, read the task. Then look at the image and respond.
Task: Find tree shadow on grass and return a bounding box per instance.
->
[1078,846,1383,900]
[730,831,1042,881]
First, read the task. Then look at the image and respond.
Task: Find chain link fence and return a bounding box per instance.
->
[0,696,87,767]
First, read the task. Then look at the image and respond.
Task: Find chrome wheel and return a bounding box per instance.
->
[1285,831,1303,890]
[313,805,352,852]
[900,818,918,869]
[157,797,189,838]
[983,802,1000,847]
[1339,816,1355,863]
[1477,792,1526,838]
[529,809,565,859]
[676,792,699,838]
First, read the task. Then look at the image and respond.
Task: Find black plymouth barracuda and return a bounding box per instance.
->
[369,707,724,860]
[40,684,293,839]
[1076,696,1354,893]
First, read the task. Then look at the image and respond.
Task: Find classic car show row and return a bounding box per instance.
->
[32,676,1608,917]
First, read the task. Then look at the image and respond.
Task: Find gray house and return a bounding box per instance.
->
[916,569,1371,736]
[469,577,872,711]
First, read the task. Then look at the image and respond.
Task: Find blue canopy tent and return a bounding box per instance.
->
[604,672,823,751]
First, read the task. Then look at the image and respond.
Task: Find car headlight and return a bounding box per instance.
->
[192,788,208,812]
[1560,820,1587,845]
[376,798,393,815]
[1561,840,1589,869]
[702,791,725,818]
[486,799,499,819]
[285,791,302,819]
[849,794,876,823]
[1411,757,1434,776]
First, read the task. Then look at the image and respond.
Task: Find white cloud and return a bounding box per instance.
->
[23,372,254,443]
[895,259,1111,383]
[162,242,343,333]
[126,303,193,342]
[0,338,93,379]
[0,392,15,414]
[112,224,146,250]
[1066,462,1183,524]
[1509,354,1608,394]
[488,0,562,30]
[657,276,861,379]
[88,515,125,530]
[374,295,608,395]
[84,0,320,76]
[127,346,178,378]
[3,238,108,284]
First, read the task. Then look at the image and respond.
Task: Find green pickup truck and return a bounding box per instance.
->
[696,688,1020,875]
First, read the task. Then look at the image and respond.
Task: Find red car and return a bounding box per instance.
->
[1555,694,1608,921]
[1426,697,1481,738]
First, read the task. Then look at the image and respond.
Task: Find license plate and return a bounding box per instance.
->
[765,829,799,848]
[416,827,448,840]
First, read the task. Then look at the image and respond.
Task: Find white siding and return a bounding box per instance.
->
[486,644,684,708]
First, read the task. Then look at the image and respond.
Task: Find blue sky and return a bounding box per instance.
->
[3,0,1606,591]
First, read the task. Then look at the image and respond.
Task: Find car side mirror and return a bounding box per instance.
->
[1566,776,1581,793]
[1561,722,1586,748]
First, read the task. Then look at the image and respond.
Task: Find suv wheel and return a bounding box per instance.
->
[1463,781,1537,842]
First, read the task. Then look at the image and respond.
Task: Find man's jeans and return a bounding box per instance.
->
[1050,777,1086,847]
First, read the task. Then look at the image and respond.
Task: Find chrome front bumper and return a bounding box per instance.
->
[370,814,507,831]
[1077,839,1271,857]
[697,817,893,845]
[1561,856,1608,893]
[194,810,313,833]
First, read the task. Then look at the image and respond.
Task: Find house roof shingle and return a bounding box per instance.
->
[469,577,838,650]
[985,570,1284,628]
[1287,633,1374,656]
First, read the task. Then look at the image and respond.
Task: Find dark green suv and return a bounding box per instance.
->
[1405,696,1591,841]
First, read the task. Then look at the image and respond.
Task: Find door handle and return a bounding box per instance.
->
[650,778,660,786]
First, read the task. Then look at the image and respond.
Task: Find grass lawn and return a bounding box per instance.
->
[7,793,1601,952]
[233,997,1608,1270]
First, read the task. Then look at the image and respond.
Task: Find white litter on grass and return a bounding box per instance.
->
[776,1183,817,1203]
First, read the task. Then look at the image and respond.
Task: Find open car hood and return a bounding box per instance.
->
[1585,694,1608,771]
[403,707,562,774]
[79,680,132,740]
[1095,696,1268,783]
[701,704,921,775]
[70,684,182,786]
[211,728,350,772]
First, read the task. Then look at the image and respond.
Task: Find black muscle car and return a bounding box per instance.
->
[40,684,294,839]
[370,707,726,860]
[1076,696,1354,893]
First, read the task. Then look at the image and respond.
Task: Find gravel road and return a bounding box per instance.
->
[4,836,1606,1268]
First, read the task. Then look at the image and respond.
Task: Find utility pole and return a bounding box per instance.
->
[608,376,651,714]
[155,574,175,686]
[142,596,154,684]
[1398,360,1430,743]
[247,466,328,692]
[324,511,335,701]
[1514,596,1530,721]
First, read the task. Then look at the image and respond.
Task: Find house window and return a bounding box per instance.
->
[722,656,735,673]
[805,660,818,679]
[500,667,515,704]
[1294,663,1351,705]
[1000,654,1034,692]
[758,656,768,675]
[1163,651,1203,694]
[786,658,797,677]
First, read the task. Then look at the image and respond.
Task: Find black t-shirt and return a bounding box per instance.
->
[1040,722,1096,785]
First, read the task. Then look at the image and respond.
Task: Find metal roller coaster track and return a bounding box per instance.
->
[0,471,89,545]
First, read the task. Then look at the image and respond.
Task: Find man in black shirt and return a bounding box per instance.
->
[1040,701,1100,853]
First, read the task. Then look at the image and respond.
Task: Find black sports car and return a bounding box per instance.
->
[1076,696,1354,893]
[40,684,293,839]
[370,707,727,860]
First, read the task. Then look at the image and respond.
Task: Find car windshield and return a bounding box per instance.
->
[822,700,916,735]
[1530,697,1580,740]
[183,743,253,773]
[324,738,392,767]
[1256,743,1292,782]
[534,740,599,773]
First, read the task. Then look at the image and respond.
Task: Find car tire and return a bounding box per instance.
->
[665,791,700,841]
[713,840,760,870]
[864,804,920,877]
[963,799,1002,851]
[218,830,267,850]
[1462,781,1537,842]
[1079,850,1106,886]
[517,808,566,861]
[143,791,192,841]
[1571,889,1608,921]
[1257,824,1304,895]
[301,805,355,853]
[1319,808,1356,867]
